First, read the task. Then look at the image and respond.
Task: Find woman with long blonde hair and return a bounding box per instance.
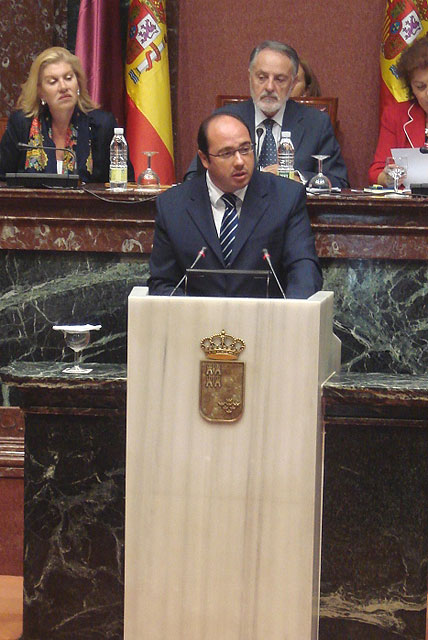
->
[0,46,133,183]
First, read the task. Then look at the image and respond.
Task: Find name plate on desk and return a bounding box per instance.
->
[186,268,271,297]
[5,172,79,189]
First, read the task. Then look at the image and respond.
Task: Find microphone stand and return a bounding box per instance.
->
[170,246,207,296]
[9,142,79,188]
[262,248,286,299]
[17,142,77,175]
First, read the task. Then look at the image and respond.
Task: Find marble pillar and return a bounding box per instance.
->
[1,362,127,640]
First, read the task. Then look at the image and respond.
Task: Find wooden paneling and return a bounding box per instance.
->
[0,116,7,140]
[0,576,23,638]
[0,407,24,577]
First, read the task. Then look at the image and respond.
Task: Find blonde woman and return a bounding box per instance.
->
[0,47,132,183]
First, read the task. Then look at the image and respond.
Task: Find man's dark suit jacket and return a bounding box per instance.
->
[148,170,322,299]
[184,99,349,188]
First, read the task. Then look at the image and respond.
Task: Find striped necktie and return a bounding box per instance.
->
[220,193,238,267]
[258,118,277,168]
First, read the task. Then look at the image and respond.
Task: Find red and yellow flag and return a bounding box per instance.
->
[380,0,428,113]
[125,0,175,185]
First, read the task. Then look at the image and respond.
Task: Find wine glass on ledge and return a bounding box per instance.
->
[384,156,407,192]
[137,151,160,190]
[307,155,332,192]
[53,324,101,374]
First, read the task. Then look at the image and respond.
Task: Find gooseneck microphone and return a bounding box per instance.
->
[255,127,264,170]
[17,141,77,173]
[262,248,286,299]
[170,246,207,296]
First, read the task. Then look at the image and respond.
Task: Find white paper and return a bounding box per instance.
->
[53,324,101,332]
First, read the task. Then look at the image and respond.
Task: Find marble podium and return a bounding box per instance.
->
[125,288,341,640]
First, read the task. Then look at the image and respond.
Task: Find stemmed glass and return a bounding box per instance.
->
[53,324,101,374]
[307,155,332,192]
[137,151,160,189]
[384,156,407,192]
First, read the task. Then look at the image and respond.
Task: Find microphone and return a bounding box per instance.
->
[262,248,286,299]
[17,141,77,174]
[255,127,264,170]
[170,246,207,296]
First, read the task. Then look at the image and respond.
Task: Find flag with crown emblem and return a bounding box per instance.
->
[380,0,428,113]
[125,0,175,184]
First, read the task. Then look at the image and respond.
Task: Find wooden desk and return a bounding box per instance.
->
[1,185,428,259]
[0,185,158,253]
[308,192,428,260]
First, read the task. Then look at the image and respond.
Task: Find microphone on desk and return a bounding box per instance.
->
[17,141,77,174]
[262,248,286,299]
[255,127,264,170]
[170,246,207,296]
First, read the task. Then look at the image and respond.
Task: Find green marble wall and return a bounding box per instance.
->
[0,250,149,368]
[2,252,427,374]
[323,258,428,374]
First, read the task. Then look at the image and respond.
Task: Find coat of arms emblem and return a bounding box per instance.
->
[200,330,245,423]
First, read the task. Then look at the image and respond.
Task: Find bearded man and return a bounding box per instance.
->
[184,40,348,188]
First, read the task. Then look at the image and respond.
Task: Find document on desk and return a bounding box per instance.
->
[392,147,428,186]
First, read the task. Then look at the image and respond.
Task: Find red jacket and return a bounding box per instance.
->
[368,100,426,184]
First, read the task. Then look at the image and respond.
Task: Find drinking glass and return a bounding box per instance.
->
[137,151,160,189]
[307,155,332,192]
[53,324,101,374]
[384,156,407,192]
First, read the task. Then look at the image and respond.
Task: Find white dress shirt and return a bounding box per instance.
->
[205,172,248,236]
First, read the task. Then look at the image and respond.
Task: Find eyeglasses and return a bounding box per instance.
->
[208,143,255,160]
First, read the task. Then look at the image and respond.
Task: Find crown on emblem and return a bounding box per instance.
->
[200,329,245,361]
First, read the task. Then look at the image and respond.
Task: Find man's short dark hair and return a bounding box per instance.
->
[197,113,252,157]
[249,40,299,77]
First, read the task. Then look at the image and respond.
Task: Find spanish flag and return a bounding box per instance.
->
[380,0,428,113]
[125,0,175,185]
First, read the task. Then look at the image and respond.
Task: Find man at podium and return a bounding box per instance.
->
[148,113,322,298]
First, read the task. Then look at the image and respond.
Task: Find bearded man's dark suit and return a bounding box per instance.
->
[184,99,349,188]
[148,170,322,299]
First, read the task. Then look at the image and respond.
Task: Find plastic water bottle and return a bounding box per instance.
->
[277,130,294,179]
[109,127,128,190]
